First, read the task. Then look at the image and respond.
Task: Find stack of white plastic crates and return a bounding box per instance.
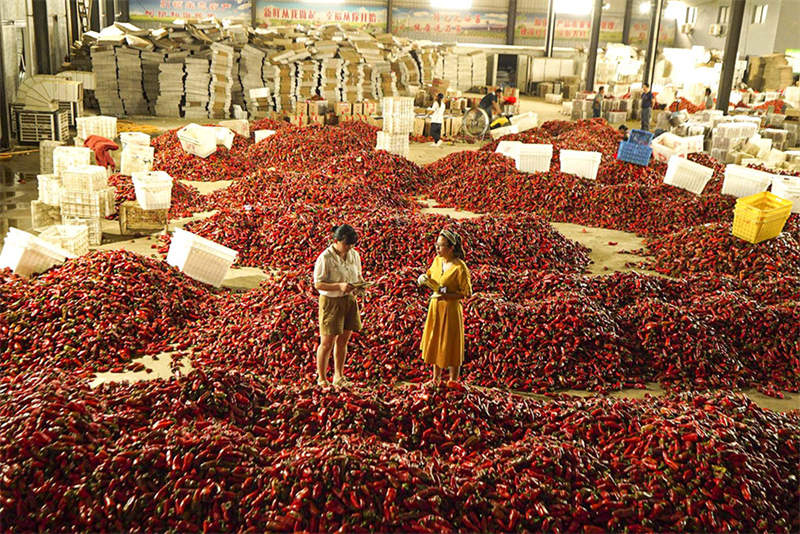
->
[377,97,413,158]
[59,164,115,245]
[31,146,91,231]
[710,122,759,164]
[76,116,117,142]
[38,224,89,256]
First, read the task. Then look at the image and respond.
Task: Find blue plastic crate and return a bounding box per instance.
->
[617,140,652,166]
[628,129,654,146]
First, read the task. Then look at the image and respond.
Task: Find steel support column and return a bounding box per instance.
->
[386,0,393,34]
[544,0,556,57]
[118,0,129,21]
[584,0,603,92]
[642,0,664,86]
[716,0,745,113]
[506,0,517,45]
[33,0,52,74]
[622,0,633,44]
[0,1,11,150]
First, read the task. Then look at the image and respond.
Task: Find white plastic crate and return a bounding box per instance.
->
[561,101,573,116]
[721,165,774,198]
[495,141,522,159]
[651,132,690,163]
[37,174,62,206]
[166,228,238,287]
[76,116,117,140]
[606,111,627,124]
[39,140,65,174]
[510,112,537,133]
[132,171,173,210]
[52,146,92,176]
[60,188,116,218]
[63,217,103,245]
[213,127,235,150]
[38,224,89,256]
[218,119,249,137]
[254,129,276,143]
[490,124,518,140]
[663,155,714,195]
[61,165,108,192]
[30,200,62,231]
[771,176,800,214]
[376,131,409,157]
[559,149,601,180]
[516,144,553,173]
[177,124,217,158]
[119,132,151,151]
[0,227,73,278]
[684,135,705,154]
[120,145,155,175]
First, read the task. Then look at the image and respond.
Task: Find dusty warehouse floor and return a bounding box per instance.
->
[0,96,798,416]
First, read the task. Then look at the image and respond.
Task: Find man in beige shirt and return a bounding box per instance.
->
[313,224,364,387]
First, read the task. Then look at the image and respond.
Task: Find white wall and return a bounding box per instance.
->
[677,0,797,56]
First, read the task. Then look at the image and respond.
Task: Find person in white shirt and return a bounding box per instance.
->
[429,93,445,146]
[313,224,364,387]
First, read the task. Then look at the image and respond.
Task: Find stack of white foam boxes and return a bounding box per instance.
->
[377,97,413,158]
[711,121,759,164]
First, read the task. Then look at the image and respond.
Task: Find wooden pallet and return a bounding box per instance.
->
[14,109,70,144]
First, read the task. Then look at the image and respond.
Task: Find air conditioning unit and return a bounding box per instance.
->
[680,23,694,34]
[709,24,726,36]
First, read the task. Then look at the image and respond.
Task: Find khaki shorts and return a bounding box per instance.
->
[319,294,362,336]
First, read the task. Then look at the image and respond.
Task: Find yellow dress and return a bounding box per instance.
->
[420,256,473,369]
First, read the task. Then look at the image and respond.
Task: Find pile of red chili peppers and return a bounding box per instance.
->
[0,369,797,532]
[1,117,799,532]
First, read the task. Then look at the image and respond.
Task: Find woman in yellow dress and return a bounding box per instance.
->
[417,229,472,386]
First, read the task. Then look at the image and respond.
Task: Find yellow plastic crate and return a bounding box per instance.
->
[731,191,793,244]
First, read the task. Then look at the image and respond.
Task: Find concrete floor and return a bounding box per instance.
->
[2,97,798,411]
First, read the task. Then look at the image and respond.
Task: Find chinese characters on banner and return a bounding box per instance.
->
[515,14,676,45]
[130,0,251,23]
[255,2,385,29]
[391,8,507,44]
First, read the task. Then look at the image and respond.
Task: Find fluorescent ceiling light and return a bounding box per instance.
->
[430,0,473,9]
[664,1,686,19]
[639,1,651,14]
[554,0,592,15]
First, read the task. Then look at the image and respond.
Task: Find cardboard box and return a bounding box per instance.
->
[413,117,425,137]
[362,100,378,115]
[352,102,364,115]
[288,114,308,127]
[335,102,352,115]
[295,101,310,115]
[308,114,325,126]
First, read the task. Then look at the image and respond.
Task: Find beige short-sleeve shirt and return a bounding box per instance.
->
[313,245,363,297]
